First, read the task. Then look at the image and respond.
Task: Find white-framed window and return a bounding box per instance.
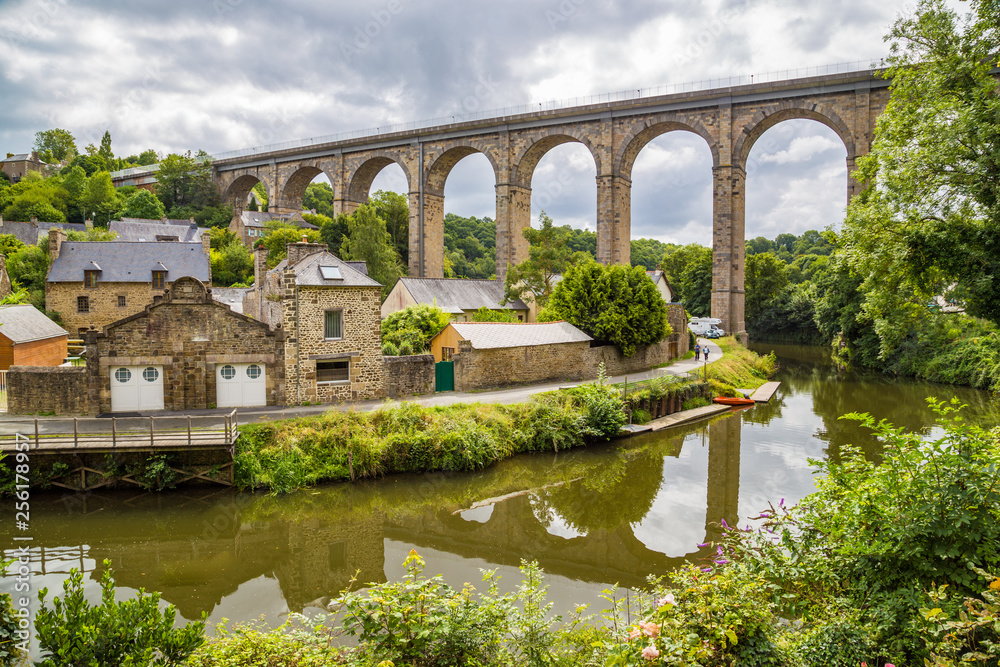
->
[324,309,343,340]
[316,360,349,383]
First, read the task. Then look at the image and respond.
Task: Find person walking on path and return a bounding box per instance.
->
[703,345,710,362]
[694,343,701,360]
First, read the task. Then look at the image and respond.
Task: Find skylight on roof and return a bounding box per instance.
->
[319,265,342,280]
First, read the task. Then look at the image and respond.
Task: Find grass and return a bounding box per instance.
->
[703,336,777,391]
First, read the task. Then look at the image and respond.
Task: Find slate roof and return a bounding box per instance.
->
[240,211,318,230]
[120,217,195,226]
[275,250,381,288]
[211,287,251,315]
[1,154,30,163]
[110,219,206,243]
[0,304,67,343]
[0,221,88,247]
[47,242,210,283]
[344,260,368,276]
[447,321,592,349]
[397,278,528,315]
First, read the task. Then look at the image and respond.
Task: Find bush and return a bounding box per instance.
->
[0,560,25,667]
[34,561,205,666]
[381,341,399,356]
[381,304,449,350]
[382,326,426,354]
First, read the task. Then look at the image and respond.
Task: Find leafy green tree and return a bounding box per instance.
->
[540,260,670,357]
[503,211,574,309]
[211,243,254,287]
[381,303,450,351]
[630,237,671,270]
[82,171,122,225]
[156,151,218,212]
[745,236,775,256]
[259,222,321,267]
[1,173,68,222]
[251,182,268,211]
[33,128,77,163]
[303,181,335,218]
[842,0,1000,351]
[745,252,790,324]
[62,165,88,222]
[59,153,106,177]
[209,226,239,250]
[660,244,713,317]
[443,213,496,279]
[319,213,351,256]
[7,244,51,310]
[0,234,25,258]
[67,227,118,242]
[371,189,410,266]
[122,188,166,219]
[340,203,405,295]
[122,149,158,166]
[470,307,519,322]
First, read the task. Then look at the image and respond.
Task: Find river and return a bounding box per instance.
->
[2,344,997,650]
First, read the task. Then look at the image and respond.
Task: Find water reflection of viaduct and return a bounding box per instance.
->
[209,70,889,335]
[16,417,741,619]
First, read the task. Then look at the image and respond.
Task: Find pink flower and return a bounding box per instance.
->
[627,626,641,641]
[885,664,895,667]
[656,593,675,608]
[639,620,660,637]
[641,645,660,660]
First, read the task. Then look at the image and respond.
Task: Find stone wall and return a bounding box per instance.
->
[453,340,591,392]
[283,281,384,404]
[383,354,435,397]
[87,277,284,413]
[8,366,91,414]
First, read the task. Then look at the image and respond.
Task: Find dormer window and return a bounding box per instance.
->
[84,270,99,288]
[152,270,166,289]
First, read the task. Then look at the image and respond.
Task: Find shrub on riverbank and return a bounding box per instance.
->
[703,336,777,393]
[234,384,626,493]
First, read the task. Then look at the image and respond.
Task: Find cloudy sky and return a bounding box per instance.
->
[0,0,963,246]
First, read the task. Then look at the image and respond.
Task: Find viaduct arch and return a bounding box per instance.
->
[201,70,890,338]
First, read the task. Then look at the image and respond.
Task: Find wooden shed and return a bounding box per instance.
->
[0,304,69,370]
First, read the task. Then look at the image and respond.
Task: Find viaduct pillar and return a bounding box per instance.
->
[711,164,747,341]
[596,175,631,265]
[494,183,532,280]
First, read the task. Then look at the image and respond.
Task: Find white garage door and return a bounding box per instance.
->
[216,363,266,408]
[110,365,164,412]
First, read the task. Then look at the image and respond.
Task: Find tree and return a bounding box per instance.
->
[319,213,351,256]
[503,211,574,309]
[660,244,712,317]
[156,151,218,212]
[33,128,77,163]
[1,174,68,223]
[745,252,790,324]
[303,181,335,218]
[469,307,519,322]
[7,244,51,310]
[371,189,409,266]
[630,237,670,270]
[62,165,88,222]
[82,171,122,225]
[259,223,321,267]
[381,303,450,351]
[0,234,25,258]
[842,0,1000,351]
[211,243,254,287]
[122,189,166,220]
[540,260,671,357]
[340,203,405,296]
[251,182,268,212]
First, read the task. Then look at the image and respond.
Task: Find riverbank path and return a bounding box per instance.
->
[0,338,723,434]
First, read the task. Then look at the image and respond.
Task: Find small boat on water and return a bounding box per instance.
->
[713,396,755,407]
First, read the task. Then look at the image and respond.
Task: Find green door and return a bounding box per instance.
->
[435,361,454,392]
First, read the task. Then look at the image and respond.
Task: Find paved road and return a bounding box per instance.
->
[0,338,722,436]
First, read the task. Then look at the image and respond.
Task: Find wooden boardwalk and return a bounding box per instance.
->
[0,410,239,453]
[0,410,240,491]
[750,382,782,403]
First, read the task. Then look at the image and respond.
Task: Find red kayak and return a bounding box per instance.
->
[713,397,755,406]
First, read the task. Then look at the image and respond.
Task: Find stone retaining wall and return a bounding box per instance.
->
[383,354,435,397]
[8,366,92,415]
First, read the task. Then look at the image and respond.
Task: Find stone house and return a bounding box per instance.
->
[0,304,69,370]
[45,228,212,335]
[110,218,206,243]
[244,239,384,404]
[1,151,47,182]
[229,210,316,248]
[85,277,284,413]
[381,277,529,322]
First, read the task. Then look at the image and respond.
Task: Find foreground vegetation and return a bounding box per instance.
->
[6,401,999,666]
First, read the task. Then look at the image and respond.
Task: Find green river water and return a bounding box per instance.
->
[2,343,997,653]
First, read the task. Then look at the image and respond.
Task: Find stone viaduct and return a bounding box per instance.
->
[206,70,889,337]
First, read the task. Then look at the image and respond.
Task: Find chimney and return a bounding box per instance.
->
[285,238,325,268]
[201,229,211,258]
[29,216,38,224]
[49,228,66,261]
[85,218,93,230]
[254,246,267,290]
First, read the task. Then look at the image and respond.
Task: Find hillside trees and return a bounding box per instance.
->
[660,244,712,317]
[340,204,405,297]
[122,188,166,220]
